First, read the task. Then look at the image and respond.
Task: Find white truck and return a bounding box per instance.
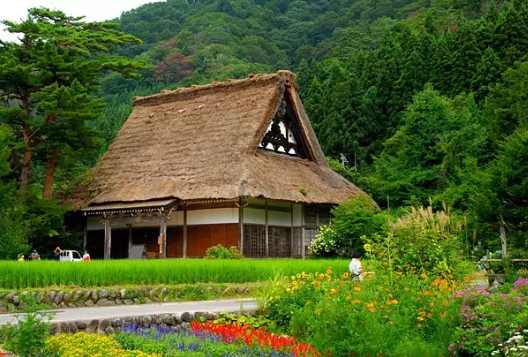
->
[59,250,83,262]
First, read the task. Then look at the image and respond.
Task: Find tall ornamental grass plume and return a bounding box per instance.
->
[365,203,464,275]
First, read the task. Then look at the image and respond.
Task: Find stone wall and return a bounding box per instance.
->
[49,311,226,336]
[0,285,255,313]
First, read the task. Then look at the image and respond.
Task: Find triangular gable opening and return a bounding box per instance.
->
[259,93,312,160]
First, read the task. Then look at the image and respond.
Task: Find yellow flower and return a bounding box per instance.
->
[420,273,428,279]
[346,295,352,300]
[343,272,350,279]
[354,286,361,292]
[296,273,301,278]
[352,299,361,304]
[291,276,296,280]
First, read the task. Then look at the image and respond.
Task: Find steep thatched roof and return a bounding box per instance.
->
[67,71,365,210]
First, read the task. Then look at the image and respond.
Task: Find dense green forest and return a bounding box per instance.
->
[1,0,527,258]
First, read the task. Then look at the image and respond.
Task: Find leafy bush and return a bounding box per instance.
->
[0,312,53,357]
[265,265,461,356]
[366,205,463,275]
[205,245,244,259]
[213,313,271,329]
[310,195,389,257]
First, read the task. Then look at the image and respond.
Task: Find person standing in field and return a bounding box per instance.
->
[53,246,62,261]
[30,249,40,261]
[349,251,363,282]
[82,250,91,261]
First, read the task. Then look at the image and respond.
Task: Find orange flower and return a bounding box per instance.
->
[440,314,445,319]
[315,308,322,314]
[306,301,312,306]
[388,293,393,298]
[346,295,352,300]
[430,301,435,307]
[326,267,332,275]
[463,276,470,282]
[354,286,361,292]
[351,299,361,304]
[369,308,375,313]
[417,323,422,328]
[388,321,394,325]
[420,273,428,279]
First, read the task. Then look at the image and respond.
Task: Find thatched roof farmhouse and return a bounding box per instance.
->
[71,71,368,259]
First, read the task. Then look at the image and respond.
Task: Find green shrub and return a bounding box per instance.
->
[366,205,463,275]
[0,312,53,357]
[205,245,244,259]
[310,196,389,257]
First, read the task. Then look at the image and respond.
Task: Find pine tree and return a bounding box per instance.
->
[471,47,502,103]
[451,23,482,95]
[0,8,146,197]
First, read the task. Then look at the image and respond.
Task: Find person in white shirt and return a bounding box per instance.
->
[349,252,363,281]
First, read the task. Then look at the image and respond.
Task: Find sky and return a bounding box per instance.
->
[0,0,166,42]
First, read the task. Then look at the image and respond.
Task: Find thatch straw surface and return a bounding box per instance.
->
[67,71,363,210]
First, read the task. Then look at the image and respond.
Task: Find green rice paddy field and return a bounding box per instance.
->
[0,259,348,289]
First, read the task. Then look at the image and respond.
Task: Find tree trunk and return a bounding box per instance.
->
[43,147,57,198]
[19,94,32,191]
[499,211,507,259]
[43,114,57,198]
[19,144,32,191]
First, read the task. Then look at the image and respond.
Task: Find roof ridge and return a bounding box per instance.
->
[133,70,297,107]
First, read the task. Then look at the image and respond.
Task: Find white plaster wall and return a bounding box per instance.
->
[269,210,291,227]
[168,211,184,226]
[293,204,302,227]
[87,216,104,230]
[243,204,302,227]
[187,208,239,225]
[244,208,265,225]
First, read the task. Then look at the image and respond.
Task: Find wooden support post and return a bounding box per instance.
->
[265,200,269,257]
[238,202,244,254]
[128,224,133,258]
[83,221,88,250]
[104,219,112,260]
[160,219,168,259]
[301,205,306,260]
[183,208,188,259]
[290,203,294,258]
[499,212,507,258]
[316,205,320,229]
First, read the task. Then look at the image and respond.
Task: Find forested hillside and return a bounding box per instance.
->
[1,0,527,257]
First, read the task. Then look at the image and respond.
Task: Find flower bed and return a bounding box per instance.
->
[449,283,528,356]
[116,322,320,356]
[42,323,319,357]
[265,267,461,356]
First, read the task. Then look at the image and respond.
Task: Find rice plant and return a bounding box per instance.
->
[0,259,349,289]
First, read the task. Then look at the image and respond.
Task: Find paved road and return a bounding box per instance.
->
[0,298,257,325]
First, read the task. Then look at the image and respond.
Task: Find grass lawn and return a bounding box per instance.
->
[0,259,348,289]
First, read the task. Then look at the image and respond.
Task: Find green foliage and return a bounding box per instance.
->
[366,205,464,275]
[0,312,53,357]
[213,313,271,329]
[205,245,244,259]
[310,195,389,257]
